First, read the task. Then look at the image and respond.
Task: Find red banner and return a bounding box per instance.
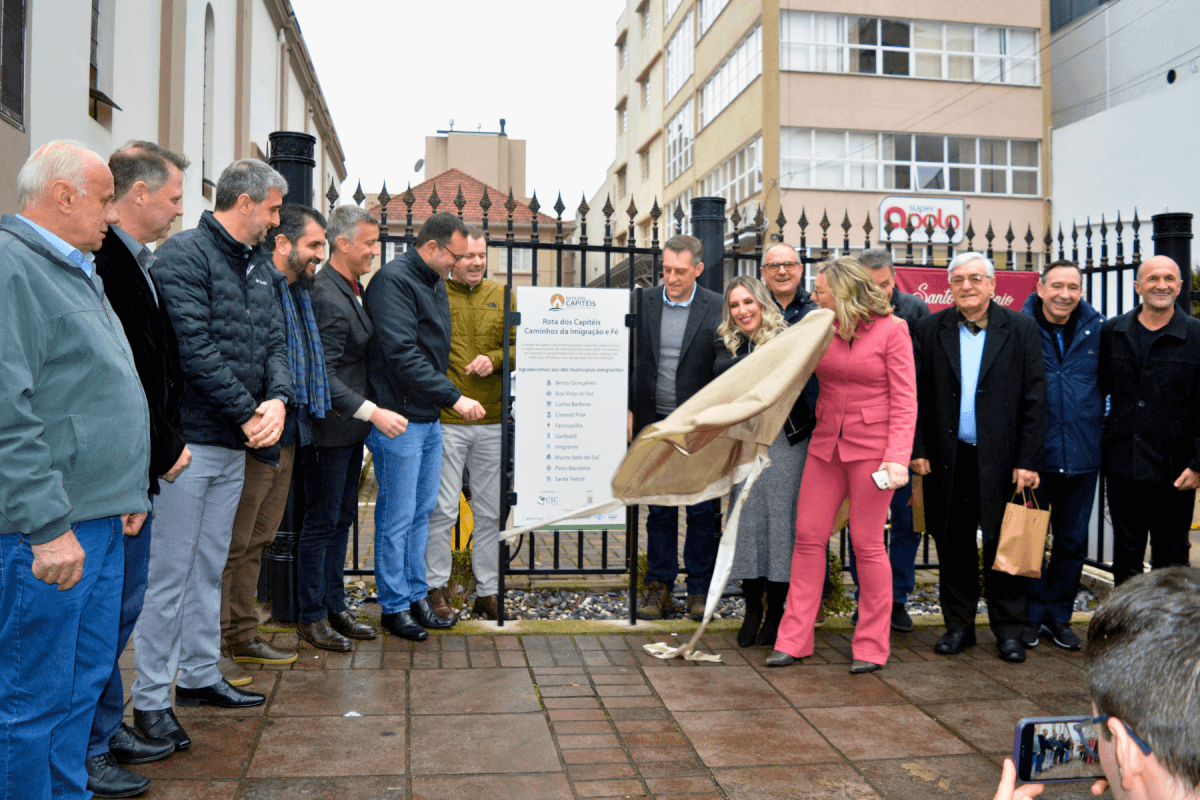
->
[894,267,1039,313]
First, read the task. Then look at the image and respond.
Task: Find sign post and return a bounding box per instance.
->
[512,287,629,531]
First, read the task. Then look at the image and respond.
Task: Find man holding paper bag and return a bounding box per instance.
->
[911,252,1047,663]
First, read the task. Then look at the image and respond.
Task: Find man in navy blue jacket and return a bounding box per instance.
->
[1020,260,1103,652]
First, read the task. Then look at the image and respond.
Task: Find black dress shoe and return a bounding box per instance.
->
[410,597,455,629]
[85,752,151,799]
[297,619,353,652]
[934,629,976,655]
[997,639,1027,663]
[132,708,190,752]
[175,678,265,708]
[382,610,429,641]
[109,722,174,764]
[329,609,379,640]
[850,659,883,674]
[764,650,797,667]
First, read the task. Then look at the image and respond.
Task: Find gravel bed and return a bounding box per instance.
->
[345,581,1097,622]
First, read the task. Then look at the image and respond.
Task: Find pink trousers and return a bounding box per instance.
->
[773,448,895,665]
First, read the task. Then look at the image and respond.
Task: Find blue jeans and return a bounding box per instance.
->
[1026,471,1098,627]
[298,443,363,623]
[367,423,442,613]
[848,476,919,603]
[88,507,153,757]
[0,517,124,800]
[645,500,719,596]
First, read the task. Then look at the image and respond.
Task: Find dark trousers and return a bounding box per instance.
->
[1106,474,1194,586]
[88,506,154,757]
[935,442,1026,640]
[297,442,363,623]
[645,412,718,596]
[1025,471,1097,627]
[848,474,919,603]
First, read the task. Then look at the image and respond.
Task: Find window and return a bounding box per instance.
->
[664,10,694,101]
[616,166,627,198]
[698,0,731,36]
[489,246,533,275]
[202,4,215,182]
[617,101,627,135]
[664,0,682,25]
[780,11,1039,86]
[639,148,650,180]
[781,127,1040,196]
[0,0,26,127]
[1051,0,1109,32]
[638,74,650,108]
[700,136,762,210]
[88,0,116,122]
[665,99,693,184]
[699,25,761,128]
[638,1,650,36]
[617,34,627,69]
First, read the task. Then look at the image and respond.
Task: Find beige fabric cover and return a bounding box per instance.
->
[502,309,835,660]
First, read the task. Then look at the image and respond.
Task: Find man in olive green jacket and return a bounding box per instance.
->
[426,225,516,620]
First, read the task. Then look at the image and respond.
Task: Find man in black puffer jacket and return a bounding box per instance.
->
[363,211,485,641]
[132,160,294,751]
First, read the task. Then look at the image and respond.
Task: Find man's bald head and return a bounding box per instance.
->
[761,243,803,305]
[1136,255,1180,283]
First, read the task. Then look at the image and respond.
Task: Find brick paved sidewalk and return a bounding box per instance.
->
[119,620,1106,799]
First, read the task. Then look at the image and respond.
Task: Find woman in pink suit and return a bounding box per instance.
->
[766,256,917,673]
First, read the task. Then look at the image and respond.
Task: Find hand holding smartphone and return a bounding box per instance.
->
[1013,716,1106,783]
[870,469,890,490]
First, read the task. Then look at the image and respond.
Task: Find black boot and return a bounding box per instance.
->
[758,581,789,647]
[737,578,765,648]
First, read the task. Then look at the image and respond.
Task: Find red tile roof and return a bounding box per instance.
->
[370,168,570,230]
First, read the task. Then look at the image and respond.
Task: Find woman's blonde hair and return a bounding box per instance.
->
[818,256,893,339]
[717,275,789,355]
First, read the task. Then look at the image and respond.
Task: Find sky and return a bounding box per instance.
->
[289,0,627,214]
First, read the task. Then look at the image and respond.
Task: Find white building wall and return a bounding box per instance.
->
[27,4,101,153]
[249,0,281,156]
[109,1,162,148]
[286,69,305,132]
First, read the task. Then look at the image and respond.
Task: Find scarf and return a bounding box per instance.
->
[281,283,331,418]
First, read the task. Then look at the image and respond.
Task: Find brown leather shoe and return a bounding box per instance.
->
[472,594,504,621]
[687,594,707,621]
[329,609,378,640]
[229,636,297,665]
[297,619,353,652]
[639,582,674,620]
[428,587,457,621]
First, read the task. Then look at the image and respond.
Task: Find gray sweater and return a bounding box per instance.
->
[0,215,151,543]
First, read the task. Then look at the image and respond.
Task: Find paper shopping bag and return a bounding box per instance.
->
[993,489,1050,578]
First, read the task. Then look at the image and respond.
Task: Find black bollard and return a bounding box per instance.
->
[265,531,300,623]
[1151,212,1194,315]
[268,131,316,208]
[690,196,727,294]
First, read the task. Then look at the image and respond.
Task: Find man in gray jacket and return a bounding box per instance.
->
[0,140,151,800]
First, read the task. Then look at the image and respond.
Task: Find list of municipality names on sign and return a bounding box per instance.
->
[512,288,628,530]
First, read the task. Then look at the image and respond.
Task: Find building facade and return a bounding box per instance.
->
[580,0,1049,284]
[0,0,345,226]
[1049,0,1197,259]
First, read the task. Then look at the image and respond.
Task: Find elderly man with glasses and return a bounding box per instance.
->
[911,252,1047,662]
[759,243,815,323]
[363,212,485,640]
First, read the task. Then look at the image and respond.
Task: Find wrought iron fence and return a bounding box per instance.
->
[329,173,1188,599]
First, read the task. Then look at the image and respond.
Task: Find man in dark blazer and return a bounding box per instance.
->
[911,252,1046,663]
[296,206,406,651]
[629,234,723,620]
[84,142,193,799]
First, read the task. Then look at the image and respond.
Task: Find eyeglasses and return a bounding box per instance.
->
[441,242,466,261]
[762,261,800,272]
[949,273,989,287]
[1091,716,1153,756]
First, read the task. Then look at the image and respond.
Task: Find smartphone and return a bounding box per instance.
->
[1013,716,1106,783]
[871,469,890,490]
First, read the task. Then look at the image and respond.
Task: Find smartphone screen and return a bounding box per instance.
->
[1014,716,1107,783]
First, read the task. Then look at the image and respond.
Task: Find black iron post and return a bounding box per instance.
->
[268,131,317,208]
[1151,212,1193,314]
[690,196,727,294]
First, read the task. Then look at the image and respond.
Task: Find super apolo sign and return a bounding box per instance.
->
[879,197,966,244]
